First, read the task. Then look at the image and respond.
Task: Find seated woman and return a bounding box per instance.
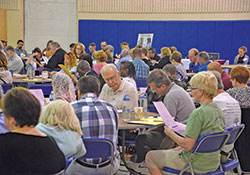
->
[153,47,171,69]
[73,42,85,60]
[170,51,188,82]
[0,52,12,84]
[50,52,78,76]
[146,72,225,175]
[234,46,249,65]
[52,72,76,102]
[0,87,65,174]
[36,100,86,158]
[93,50,107,75]
[226,65,250,108]
[120,61,137,89]
[26,47,48,73]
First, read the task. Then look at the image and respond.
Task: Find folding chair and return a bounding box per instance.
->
[135,78,147,89]
[221,124,244,174]
[76,138,115,175]
[148,104,157,113]
[43,67,61,72]
[28,83,52,97]
[1,83,13,94]
[162,131,230,175]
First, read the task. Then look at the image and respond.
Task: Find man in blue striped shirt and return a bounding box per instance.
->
[67,76,119,174]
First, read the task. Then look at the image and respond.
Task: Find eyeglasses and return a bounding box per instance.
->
[191,87,198,91]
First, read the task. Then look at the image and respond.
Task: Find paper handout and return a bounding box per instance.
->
[153,101,186,136]
[29,89,44,106]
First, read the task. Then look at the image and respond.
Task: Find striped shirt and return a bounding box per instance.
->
[132,58,149,79]
[71,93,118,163]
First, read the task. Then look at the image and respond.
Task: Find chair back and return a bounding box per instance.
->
[82,138,114,160]
[28,83,52,97]
[226,124,245,145]
[135,78,147,88]
[1,83,13,94]
[192,131,230,154]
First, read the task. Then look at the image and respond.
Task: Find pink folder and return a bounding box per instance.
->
[153,101,186,136]
[29,89,44,106]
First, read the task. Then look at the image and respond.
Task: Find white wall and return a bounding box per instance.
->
[24,0,77,53]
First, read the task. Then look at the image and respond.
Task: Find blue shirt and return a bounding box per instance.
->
[117,55,132,70]
[199,61,211,72]
[189,62,200,73]
[0,112,8,134]
[71,93,118,163]
[15,48,28,57]
[132,58,149,79]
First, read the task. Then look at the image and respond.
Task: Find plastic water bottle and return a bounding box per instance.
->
[122,95,130,121]
[27,64,34,79]
[49,91,55,101]
[139,93,148,118]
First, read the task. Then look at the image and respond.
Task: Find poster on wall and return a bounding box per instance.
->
[137,33,154,49]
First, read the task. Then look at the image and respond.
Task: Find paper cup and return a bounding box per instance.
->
[134,107,143,119]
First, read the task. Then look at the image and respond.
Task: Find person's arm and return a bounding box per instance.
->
[234,55,238,64]
[164,126,196,151]
[243,55,249,64]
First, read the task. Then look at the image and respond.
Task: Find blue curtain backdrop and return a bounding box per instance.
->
[78,20,250,64]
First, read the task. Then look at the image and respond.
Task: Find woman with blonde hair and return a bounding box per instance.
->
[73,42,85,60]
[36,100,86,158]
[0,52,12,84]
[146,72,225,175]
[154,47,171,69]
[52,72,76,102]
[93,50,107,75]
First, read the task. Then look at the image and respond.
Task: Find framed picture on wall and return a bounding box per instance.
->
[137,33,154,49]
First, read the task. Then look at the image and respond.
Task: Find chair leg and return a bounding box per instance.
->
[232,149,242,175]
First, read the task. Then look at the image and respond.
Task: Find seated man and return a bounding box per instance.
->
[117,48,132,70]
[5,45,24,73]
[207,62,233,90]
[15,39,28,57]
[135,69,195,164]
[198,51,211,72]
[132,48,149,79]
[211,71,241,161]
[149,48,161,62]
[67,76,119,175]
[188,48,200,73]
[100,64,138,110]
[43,42,66,69]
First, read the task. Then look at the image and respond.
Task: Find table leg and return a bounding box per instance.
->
[121,129,126,166]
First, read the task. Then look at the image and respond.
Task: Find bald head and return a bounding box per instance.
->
[207,62,222,74]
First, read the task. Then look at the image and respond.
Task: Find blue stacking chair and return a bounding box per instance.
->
[162,131,230,175]
[147,104,157,113]
[135,78,147,89]
[43,67,61,72]
[76,138,115,174]
[221,124,245,174]
[28,83,52,97]
[1,83,13,94]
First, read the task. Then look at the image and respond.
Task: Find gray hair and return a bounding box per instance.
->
[208,71,224,90]
[147,69,171,88]
[199,51,210,61]
[77,75,100,95]
[163,64,177,75]
[121,48,129,58]
[5,45,15,52]
[100,64,118,76]
[104,45,114,52]
[50,42,60,48]
[77,60,90,77]
[52,72,76,102]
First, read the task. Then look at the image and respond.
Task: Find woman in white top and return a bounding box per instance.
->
[26,47,48,72]
[120,61,137,89]
[36,100,86,158]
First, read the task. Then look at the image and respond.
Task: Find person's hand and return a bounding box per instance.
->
[173,146,182,151]
[164,126,174,136]
[71,74,78,84]
[237,54,240,59]
[40,63,45,68]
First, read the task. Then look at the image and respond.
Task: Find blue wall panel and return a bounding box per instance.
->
[79,20,250,64]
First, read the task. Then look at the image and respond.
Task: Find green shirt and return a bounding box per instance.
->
[181,103,225,172]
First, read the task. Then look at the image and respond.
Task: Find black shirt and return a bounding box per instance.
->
[44,48,66,69]
[0,132,66,175]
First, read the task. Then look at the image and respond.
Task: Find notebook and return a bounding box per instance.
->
[29,89,45,106]
[153,101,186,136]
